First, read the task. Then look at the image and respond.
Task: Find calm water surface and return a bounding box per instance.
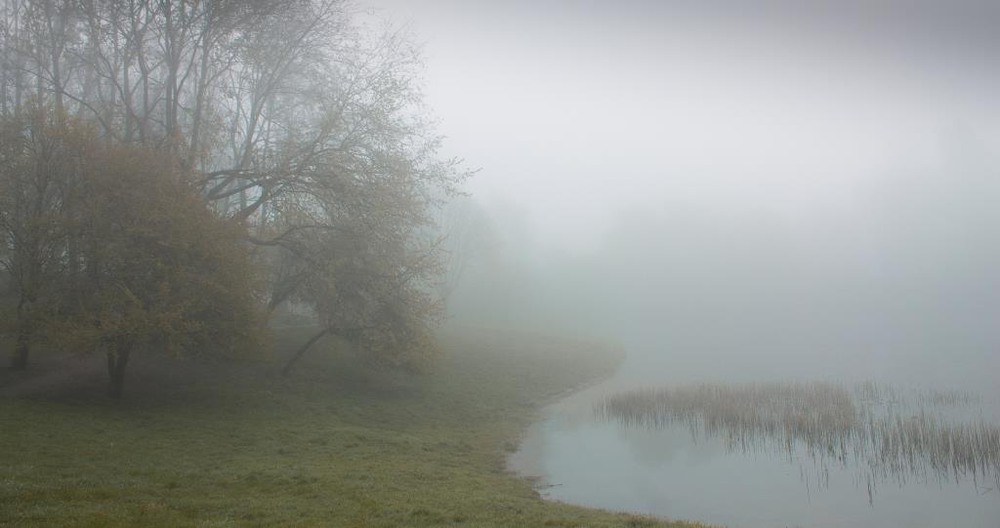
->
[510,356,1000,528]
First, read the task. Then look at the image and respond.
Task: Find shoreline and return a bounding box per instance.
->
[506,359,624,492]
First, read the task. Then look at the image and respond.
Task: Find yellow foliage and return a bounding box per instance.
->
[3,116,269,360]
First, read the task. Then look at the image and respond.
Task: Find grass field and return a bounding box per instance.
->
[0,326,705,527]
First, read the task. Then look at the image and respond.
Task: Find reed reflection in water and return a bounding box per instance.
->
[595,382,1000,504]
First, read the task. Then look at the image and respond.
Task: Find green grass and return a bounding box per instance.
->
[0,326,707,527]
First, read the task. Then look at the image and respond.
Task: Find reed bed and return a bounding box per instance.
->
[596,382,1000,498]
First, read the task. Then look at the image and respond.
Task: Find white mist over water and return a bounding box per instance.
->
[368,1,1000,525]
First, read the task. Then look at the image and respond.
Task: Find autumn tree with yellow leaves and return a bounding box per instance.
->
[1,0,464,394]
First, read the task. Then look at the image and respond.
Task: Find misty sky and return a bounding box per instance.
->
[361,1,1000,388]
[366,0,1000,248]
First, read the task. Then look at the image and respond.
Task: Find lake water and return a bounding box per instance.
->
[510,352,1000,528]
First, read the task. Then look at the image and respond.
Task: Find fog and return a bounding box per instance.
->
[367,1,1000,393]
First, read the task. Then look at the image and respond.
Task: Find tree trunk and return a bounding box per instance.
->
[282,327,330,376]
[10,325,30,370]
[186,41,212,170]
[10,300,33,370]
[106,344,131,399]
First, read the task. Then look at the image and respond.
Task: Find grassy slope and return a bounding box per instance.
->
[0,327,705,528]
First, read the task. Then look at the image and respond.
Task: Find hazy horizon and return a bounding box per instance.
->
[365,1,1000,394]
